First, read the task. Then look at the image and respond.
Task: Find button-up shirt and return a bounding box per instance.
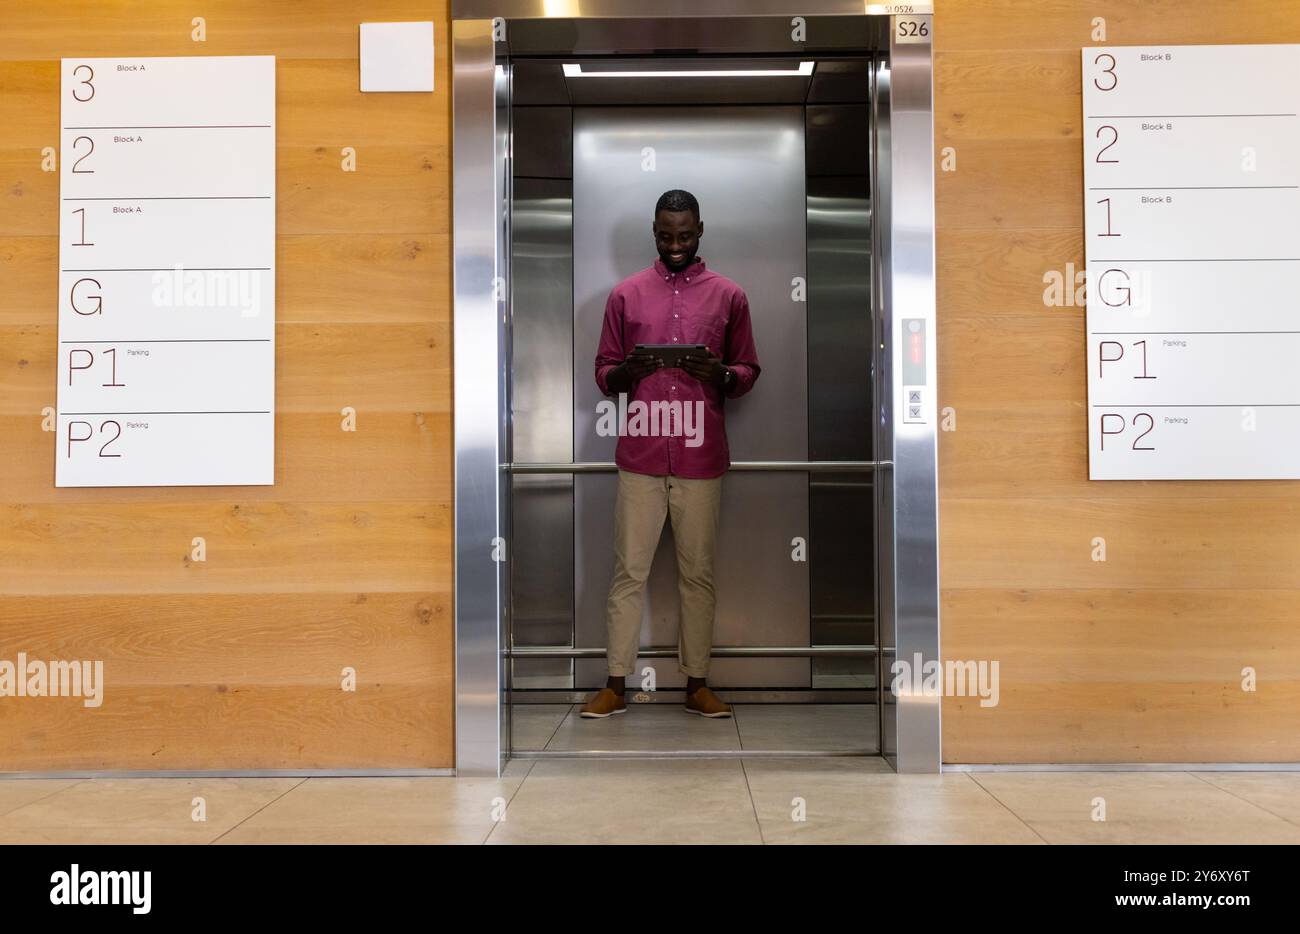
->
[594,257,760,479]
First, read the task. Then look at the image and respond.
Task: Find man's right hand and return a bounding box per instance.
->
[622,350,662,380]
[607,350,661,393]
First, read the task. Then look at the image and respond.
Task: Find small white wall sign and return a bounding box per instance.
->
[360,22,435,92]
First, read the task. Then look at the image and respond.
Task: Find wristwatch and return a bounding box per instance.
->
[721,366,735,389]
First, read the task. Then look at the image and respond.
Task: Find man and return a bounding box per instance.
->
[580,189,761,720]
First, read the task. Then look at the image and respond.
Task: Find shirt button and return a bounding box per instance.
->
[674,290,679,294]
[674,313,678,318]
[673,336,678,342]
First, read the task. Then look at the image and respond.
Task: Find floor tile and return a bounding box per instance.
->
[0,778,299,844]
[735,704,876,752]
[970,772,1279,823]
[509,705,573,751]
[0,780,83,819]
[744,761,1037,843]
[542,702,742,752]
[215,776,524,845]
[485,758,761,844]
[748,763,1014,826]
[1191,772,1300,825]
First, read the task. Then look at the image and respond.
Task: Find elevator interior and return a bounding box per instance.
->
[507,21,879,759]
[452,7,940,774]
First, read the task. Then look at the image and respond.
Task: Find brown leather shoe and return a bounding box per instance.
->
[684,686,732,718]
[579,687,627,718]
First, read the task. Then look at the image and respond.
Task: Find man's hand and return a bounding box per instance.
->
[681,348,727,387]
[623,349,662,380]
[606,349,662,393]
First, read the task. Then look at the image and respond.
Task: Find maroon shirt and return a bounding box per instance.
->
[594,256,760,479]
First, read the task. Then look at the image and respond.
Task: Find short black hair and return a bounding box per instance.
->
[655,189,700,221]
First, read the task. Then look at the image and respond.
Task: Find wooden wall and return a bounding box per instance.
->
[935,0,1300,761]
[0,1,454,770]
[5,0,1297,771]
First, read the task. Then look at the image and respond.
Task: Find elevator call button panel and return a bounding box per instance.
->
[902,317,927,424]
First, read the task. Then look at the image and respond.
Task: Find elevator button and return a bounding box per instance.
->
[903,385,926,424]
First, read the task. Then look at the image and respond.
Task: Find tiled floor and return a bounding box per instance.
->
[2,764,1299,844]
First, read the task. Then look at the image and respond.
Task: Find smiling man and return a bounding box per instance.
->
[580,188,761,720]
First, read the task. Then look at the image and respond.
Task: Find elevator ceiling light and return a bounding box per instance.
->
[562,62,815,79]
[543,0,582,15]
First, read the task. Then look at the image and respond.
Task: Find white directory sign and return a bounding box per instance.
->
[1082,45,1300,479]
[56,56,276,487]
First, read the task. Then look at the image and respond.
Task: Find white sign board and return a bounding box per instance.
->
[57,55,276,487]
[359,22,435,92]
[1082,44,1300,480]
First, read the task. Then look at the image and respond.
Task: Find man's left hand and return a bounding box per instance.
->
[681,348,727,387]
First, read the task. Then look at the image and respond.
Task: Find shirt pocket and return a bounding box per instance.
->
[691,311,728,356]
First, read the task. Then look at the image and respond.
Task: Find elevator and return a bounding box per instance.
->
[452,3,939,776]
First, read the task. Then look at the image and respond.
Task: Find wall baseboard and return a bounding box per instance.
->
[946,763,1300,772]
[0,769,456,780]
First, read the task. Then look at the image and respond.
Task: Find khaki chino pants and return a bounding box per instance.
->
[605,469,723,679]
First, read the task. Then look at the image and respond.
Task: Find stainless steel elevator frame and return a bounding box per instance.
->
[452,1,939,776]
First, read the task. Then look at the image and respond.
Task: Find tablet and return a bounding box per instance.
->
[634,343,709,369]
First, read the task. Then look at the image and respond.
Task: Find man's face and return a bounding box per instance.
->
[653,209,703,272]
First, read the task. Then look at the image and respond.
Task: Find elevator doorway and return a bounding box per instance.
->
[452,5,940,775]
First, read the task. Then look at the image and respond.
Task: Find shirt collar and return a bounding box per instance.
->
[653,256,706,279]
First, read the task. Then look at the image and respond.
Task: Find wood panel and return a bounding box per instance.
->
[12,0,1295,771]
[0,412,451,505]
[0,0,453,770]
[935,0,1300,761]
[0,233,451,324]
[2,323,451,412]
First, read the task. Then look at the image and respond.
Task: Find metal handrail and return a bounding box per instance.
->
[509,644,880,658]
[508,460,883,473]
